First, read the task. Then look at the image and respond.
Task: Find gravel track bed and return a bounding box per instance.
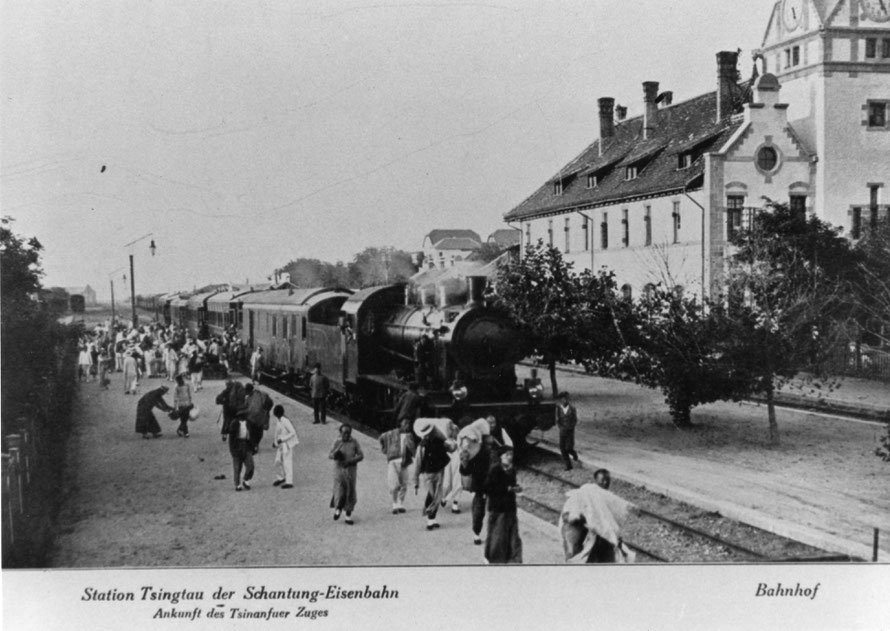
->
[518,447,835,563]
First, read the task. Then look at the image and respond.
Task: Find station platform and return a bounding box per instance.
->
[49,373,564,568]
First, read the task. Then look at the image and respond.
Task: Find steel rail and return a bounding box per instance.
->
[516,493,668,563]
[522,462,770,561]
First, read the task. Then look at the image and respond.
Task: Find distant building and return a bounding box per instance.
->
[63,285,97,307]
[421,229,482,269]
[504,1,889,299]
[487,229,521,249]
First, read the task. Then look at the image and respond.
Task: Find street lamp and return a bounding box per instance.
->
[123,232,156,329]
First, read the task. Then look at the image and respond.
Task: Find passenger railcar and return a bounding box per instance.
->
[183,289,221,339]
[239,287,354,386]
[205,287,256,339]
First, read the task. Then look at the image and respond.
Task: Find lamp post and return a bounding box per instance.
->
[123,233,157,329]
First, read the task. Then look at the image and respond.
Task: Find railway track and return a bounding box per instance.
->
[519,462,768,563]
[520,442,859,563]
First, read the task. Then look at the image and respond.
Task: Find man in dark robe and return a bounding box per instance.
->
[135,386,173,439]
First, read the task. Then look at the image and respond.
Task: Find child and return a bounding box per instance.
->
[272,404,298,489]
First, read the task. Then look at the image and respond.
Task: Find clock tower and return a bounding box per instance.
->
[759,0,890,233]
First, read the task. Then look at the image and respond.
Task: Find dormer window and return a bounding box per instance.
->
[586,174,598,189]
[553,181,563,195]
[677,153,693,169]
[625,165,638,181]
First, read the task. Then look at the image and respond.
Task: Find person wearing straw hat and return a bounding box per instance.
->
[412,418,456,531]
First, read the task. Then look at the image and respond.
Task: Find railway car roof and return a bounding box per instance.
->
[186,290,221,309]
[240,287,350,307]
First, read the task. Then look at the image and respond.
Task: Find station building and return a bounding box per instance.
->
[503,0,890,299]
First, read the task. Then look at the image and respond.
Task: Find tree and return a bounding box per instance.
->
[488,241,587,397]
[614,285,746,427]
[852,217,890,349]
[348,246,416,287]
[723,202,858,443]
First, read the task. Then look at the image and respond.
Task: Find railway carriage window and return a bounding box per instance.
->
[302,316,307,340]
[292,316,297,338]
[282,317,288,338]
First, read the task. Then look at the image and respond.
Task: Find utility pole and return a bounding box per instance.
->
[110,278,116,327]
[130,254,137,329]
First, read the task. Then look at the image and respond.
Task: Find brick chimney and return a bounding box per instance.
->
[717,50,739,122]
[643,81,659,139]
[615,105,628,121]
[598,97,615,156]
[656,91,673,108]
[598,97,615,140]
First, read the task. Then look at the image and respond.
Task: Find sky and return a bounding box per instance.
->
[1,0,777,299]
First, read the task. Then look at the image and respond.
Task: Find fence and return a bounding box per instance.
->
[2,339,78,568]
[816,344,890,382]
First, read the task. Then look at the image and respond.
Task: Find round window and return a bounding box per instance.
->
[756,146,779,172]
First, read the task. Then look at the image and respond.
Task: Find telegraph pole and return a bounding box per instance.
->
[130,254,137,329]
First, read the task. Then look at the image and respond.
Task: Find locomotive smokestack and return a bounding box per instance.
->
[437,284,448,309]
[466,276,486,307]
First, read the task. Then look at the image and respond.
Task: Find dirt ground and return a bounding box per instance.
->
[545,371,890,559]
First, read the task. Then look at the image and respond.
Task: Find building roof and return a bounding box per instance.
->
[504,86,748,222]
[424,229,481,245]
[432,237,482,251]
[487,229,521,248]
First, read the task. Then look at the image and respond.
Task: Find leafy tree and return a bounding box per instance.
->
[723,202,859,443]
[488,241,587,397]
[348,246,416,287]
[616,285,747,427]
[852,217,890,349]
[1,216,68,414]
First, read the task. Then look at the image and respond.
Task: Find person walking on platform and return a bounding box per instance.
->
[379,427,410,514]
[122,345,140,394]
[413,419,455,531]
[558,469,636,563]
[271,404,298,489]
[556,391,580,470]
[484,445,523,564]
[218,380,252,491]
[458,424,492,546]
[173,373,193,438]
[250,346,263,382]
[309,363,330,424]
[223,410,255,492]
[330,424,363,524]
[238,383,272,454]
[164,344,178,382]
[135,386,173,439]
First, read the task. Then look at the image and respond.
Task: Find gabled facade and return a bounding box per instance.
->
[504,1,890,299]
[421,229,482,269]
[758,0,890,234]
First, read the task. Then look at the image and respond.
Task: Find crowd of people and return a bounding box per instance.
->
[79,322,635,565]
[76,319,246,437]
